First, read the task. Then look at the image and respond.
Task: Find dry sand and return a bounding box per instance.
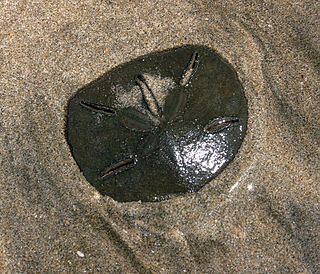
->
[1,0,319,273]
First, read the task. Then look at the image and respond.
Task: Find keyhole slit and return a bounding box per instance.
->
[136,74,162,118]
[180,52,199,86]
[100,158,136,179]
[204,117,240,133]
[80,101,116,115]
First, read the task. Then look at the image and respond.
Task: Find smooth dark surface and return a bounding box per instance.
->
[67,45,248,202]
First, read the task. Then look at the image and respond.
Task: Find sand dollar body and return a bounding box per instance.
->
[67,45,248,202]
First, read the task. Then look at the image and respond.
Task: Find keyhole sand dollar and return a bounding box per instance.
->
[67,45,248,202]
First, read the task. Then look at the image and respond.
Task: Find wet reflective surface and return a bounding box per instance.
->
[67,45,248,202]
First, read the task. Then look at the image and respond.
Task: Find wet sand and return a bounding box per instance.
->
[1,1,319,273]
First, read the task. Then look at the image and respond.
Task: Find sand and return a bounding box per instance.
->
[1,0,319,273]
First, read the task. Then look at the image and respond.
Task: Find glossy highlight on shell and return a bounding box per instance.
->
[67,45,248,202]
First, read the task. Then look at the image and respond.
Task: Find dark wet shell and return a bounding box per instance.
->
[67,45,248,202]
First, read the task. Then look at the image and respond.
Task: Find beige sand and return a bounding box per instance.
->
[1,1,319,273]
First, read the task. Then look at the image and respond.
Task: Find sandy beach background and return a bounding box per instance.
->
[1,1,319,273]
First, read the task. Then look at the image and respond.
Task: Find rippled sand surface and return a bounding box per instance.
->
[1,1,319,273]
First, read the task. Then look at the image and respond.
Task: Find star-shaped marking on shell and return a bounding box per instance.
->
[67,45,248,202]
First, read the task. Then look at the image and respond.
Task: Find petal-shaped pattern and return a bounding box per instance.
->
[119,107,156,132]
[163,87,187,123]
